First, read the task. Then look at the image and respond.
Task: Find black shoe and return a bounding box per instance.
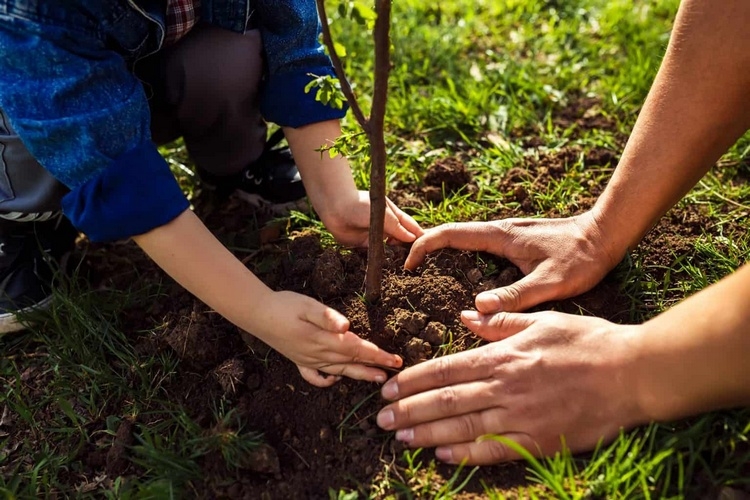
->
[0,215,77,334]
[198,129,307,213]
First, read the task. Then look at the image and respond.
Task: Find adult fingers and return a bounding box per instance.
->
[474,268,564,313]
[377,378,504,432]
[435,432,538,465]
[383,198,421,243]
[460,310,535,341]
[298,366,341,388]
[404,222,504,271]
[378,347,495,402]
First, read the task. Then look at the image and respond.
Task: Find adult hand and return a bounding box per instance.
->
[376,310,647,465]
[404,212,622,313]
[324,191,423,248]
[254,290,403,387]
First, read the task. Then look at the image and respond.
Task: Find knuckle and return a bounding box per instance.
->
[434,356,454,386]
[348,342,364,363]
[437,387,460,414]
[490,219,513,236]
[456,414,479,440]
[484,441,509,463]
[501,286,523,309]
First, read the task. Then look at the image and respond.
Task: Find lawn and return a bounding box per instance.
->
[2,0,750,498]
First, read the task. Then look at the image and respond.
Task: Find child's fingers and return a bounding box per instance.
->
[325,331,402,369]
[386,198,424,239]
[301,300,350,333]
[297,366,341,387]
[317,363,390,383]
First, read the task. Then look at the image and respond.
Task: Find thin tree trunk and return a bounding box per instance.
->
[364,0,392,302]
[315,0,392,302]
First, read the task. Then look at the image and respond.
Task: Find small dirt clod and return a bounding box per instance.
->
[420,322,447,346]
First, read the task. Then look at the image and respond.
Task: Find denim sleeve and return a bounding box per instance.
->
[0,24,188,242]
[254,0,348,127]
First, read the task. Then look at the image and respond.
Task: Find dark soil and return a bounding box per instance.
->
[69,151,649,498]
[4,97,746,498]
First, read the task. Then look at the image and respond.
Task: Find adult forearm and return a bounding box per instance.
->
[133,209,273,333]
[634,264,750,422]
[593,0,750,256]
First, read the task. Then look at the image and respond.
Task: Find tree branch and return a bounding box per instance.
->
[315,0,370,132]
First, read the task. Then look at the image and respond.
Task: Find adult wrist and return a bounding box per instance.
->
[629,320,698,423]
[575,209,628,271]
[605,325,656,429]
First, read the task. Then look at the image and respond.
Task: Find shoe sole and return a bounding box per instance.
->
[0,295,53,335]
[232,191,310,215]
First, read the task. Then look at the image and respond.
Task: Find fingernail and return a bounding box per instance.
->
[382,380,399,400]
[396,428,414,442]
[377,409,395,429]
[476,292,502,312]
[391,356,403,368]
[435,447,454,463]
[461,310,481,325]
[374,374,386,383]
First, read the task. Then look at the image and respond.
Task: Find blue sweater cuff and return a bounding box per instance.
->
[62,143,189,242]
[260,66,348,128]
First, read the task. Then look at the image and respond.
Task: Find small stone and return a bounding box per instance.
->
[466,268,483,285]
[358,419,371,431]
[319,427,332,441]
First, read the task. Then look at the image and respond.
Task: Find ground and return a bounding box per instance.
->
[6,102,748,497]
[2,1,750,498]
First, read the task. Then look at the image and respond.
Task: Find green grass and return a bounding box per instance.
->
[2,0,749,498]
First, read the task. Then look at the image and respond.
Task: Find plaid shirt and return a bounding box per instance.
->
[165,0,201,45]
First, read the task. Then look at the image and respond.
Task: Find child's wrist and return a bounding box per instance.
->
[314,189,360,226]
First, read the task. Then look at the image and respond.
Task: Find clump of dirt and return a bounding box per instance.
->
[213,358,245,395]
[105,418,134,477]
[420,321,447,346]
[406,156,478,204]
[425,157,472,190]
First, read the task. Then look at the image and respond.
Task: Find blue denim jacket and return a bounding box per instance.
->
[0,0,345,241]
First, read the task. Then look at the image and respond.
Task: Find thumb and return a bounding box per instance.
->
[475,272,559,313]
[302,300,350,332]
[460,310,535,341]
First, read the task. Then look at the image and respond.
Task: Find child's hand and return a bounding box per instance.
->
[324,191,423,248]
[253,290,403,387]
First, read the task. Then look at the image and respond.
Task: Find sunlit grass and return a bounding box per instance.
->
[2,0,749,498]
